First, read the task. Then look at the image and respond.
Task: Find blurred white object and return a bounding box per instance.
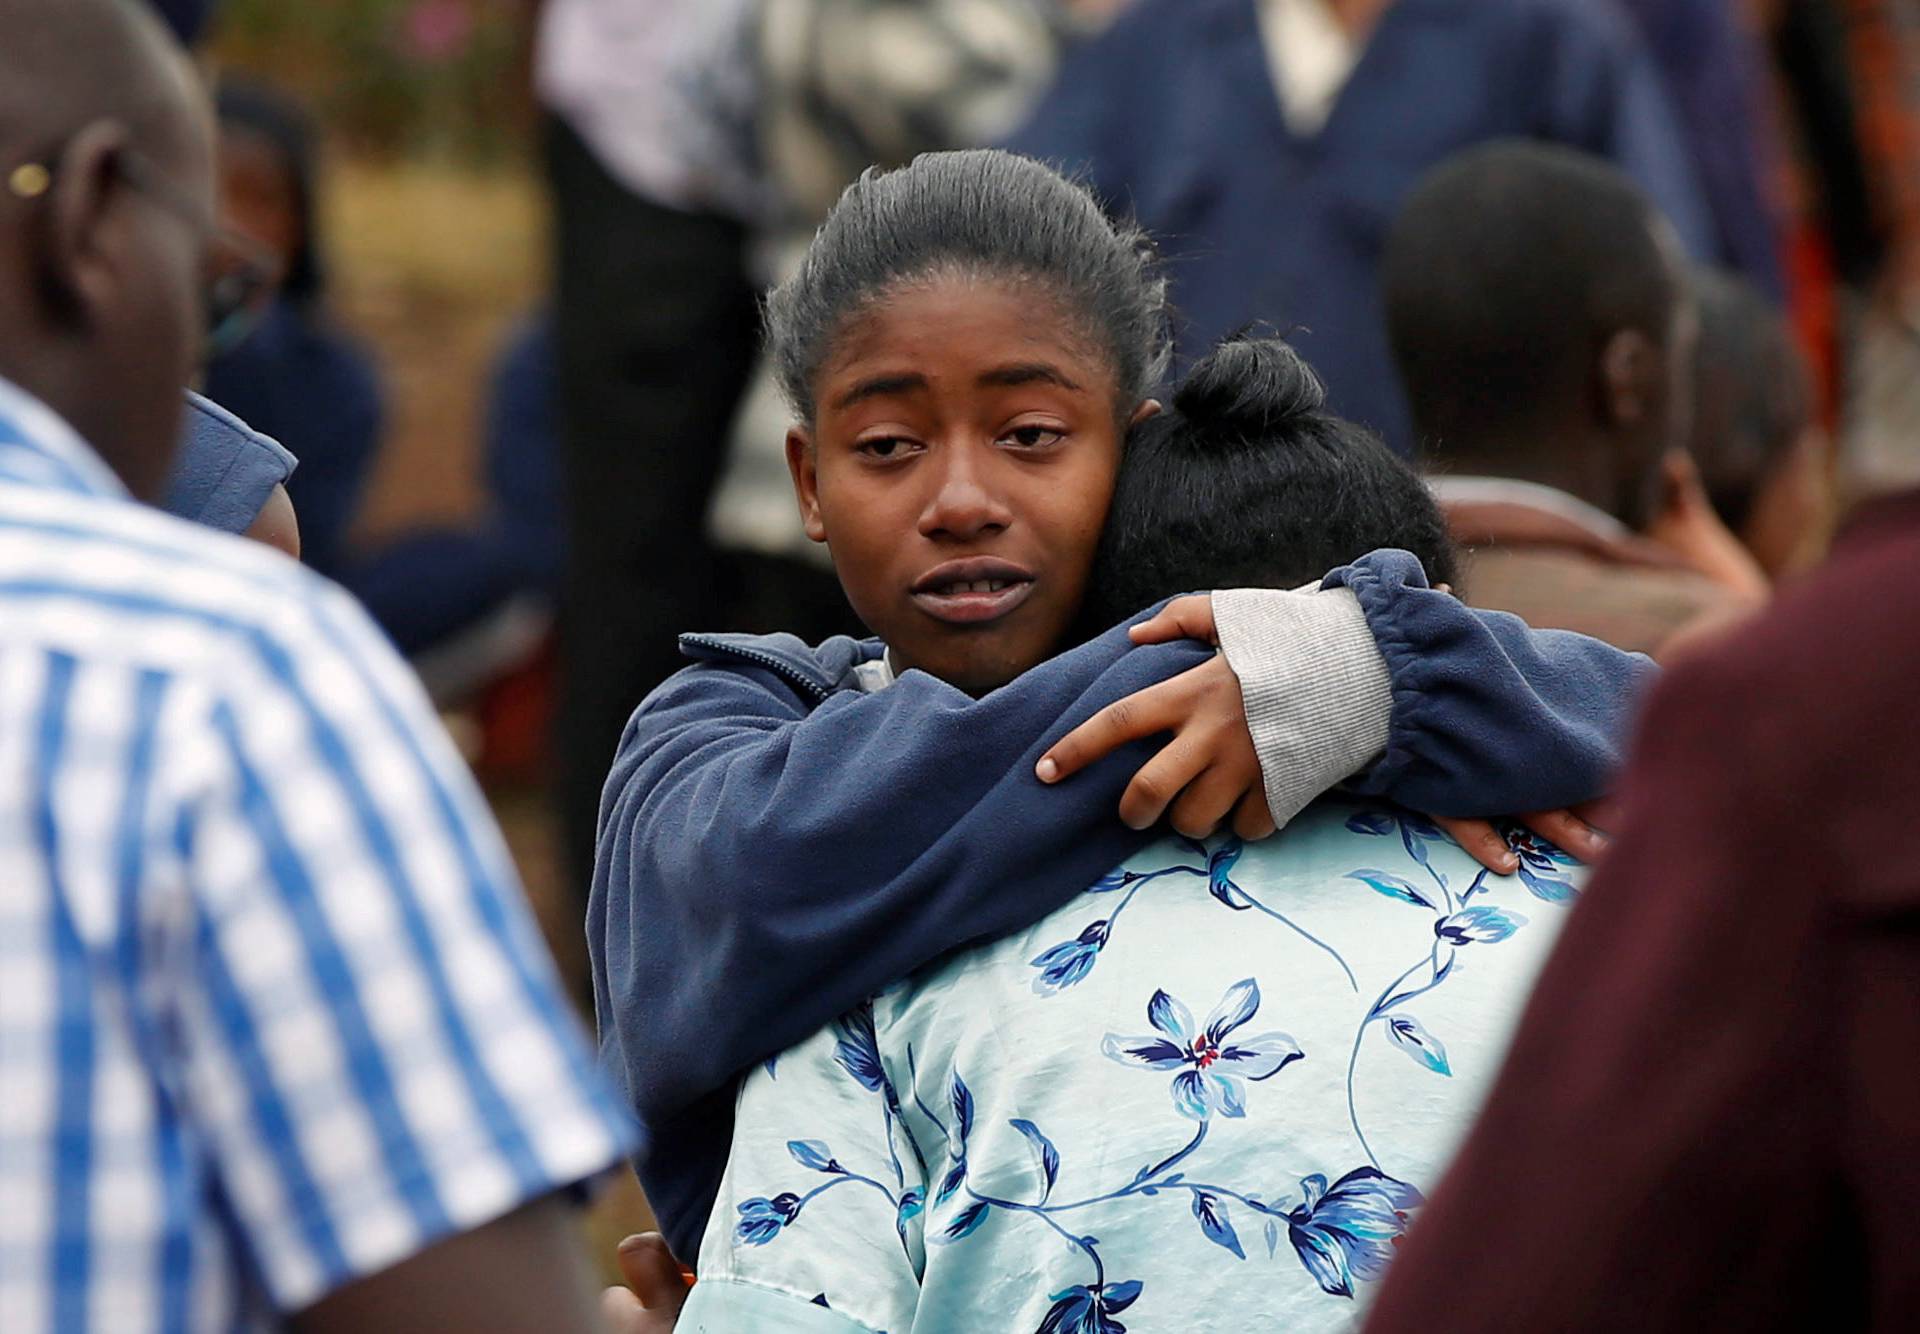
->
[709,0,1080,562]
[1840,308,1920,505]
[757,0,1065,222]
[536,0,771,221]
[1260,0,1362,135]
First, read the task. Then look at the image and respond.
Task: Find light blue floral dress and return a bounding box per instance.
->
[678,802,1582,1332]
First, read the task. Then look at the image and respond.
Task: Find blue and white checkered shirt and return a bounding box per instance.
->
[0,377,636,1331]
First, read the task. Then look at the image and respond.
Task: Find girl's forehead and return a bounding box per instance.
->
[824,276,1117,390]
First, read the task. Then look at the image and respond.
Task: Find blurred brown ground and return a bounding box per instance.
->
[324,152,658,1271]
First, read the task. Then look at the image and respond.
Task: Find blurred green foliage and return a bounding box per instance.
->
[215,0,534,161]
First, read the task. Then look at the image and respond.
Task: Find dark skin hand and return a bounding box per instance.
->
[600,1233,690,1334]
[240,482,299,559]
[1036,651,1277,842]
[1039,596,1611,873]
[290,1195,606,1334]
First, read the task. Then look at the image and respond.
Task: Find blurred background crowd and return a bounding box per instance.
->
[155,0,1920,1249]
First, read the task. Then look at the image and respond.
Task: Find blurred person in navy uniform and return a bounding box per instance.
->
[343,316,569,712]
[1617,0,1790,303]
[199,77,384,581]
[138,2,310,559]
[1005,0,1721,455]
[147,0,213,44]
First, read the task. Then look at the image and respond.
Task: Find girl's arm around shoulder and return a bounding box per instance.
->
[589,621,1209,1128]
[1316,549,1657,815]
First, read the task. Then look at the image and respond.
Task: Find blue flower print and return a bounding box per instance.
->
[736,1192,803,1246]
[1030,919,1110,995]
[1029,836,1361,995]
[1037,1280,1143,1334]
[1102,980,1303,1120]
[832,1005,885,1091]
[1201,840,1252,909]
[1382,1015,1451,1075]
[1433,904,1527,946]
[1347,869,1437,910]
[1506,827,1580,902]
[1286,1167,1424,1298]
[1343,810,1397,837]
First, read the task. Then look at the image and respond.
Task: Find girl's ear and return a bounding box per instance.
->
[785,427,828,543]
[1129,398,1163,427]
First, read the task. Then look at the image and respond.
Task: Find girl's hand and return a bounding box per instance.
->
[1126,594,1223,647]
[1037,651,1275,842]
[1093,593,1617,869]
[600,1234,688,1334]
[1433,804,1612,875]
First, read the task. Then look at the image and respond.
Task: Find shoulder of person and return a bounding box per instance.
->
[1629,509,1920,911]
[656,630,885,711]
[54,487,382,683]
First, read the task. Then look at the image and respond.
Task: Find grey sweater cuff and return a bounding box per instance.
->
[1213,586,1393,828]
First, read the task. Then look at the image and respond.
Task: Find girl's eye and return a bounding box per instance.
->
[857,436,920,460]
[1002,424,1065,449]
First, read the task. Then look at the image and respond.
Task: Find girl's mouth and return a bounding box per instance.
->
[909,557,1038,625]
[911,579,1036,624]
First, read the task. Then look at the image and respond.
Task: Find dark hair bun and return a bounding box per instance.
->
[1170,336,1327,447]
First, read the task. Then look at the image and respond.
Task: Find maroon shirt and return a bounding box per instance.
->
[1365,489,1920,1332]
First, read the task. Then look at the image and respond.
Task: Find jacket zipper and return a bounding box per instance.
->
[678,633,834,706]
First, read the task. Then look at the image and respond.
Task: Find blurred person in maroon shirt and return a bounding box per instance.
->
[1361,485,1920,1331]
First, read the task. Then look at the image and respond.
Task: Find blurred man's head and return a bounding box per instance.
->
[0,0,213,501]
[1384,141,1693,530]
[1687,267,1833,578]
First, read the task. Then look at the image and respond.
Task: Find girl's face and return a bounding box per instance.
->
[788,276,1147,693]
[218,125,301,280]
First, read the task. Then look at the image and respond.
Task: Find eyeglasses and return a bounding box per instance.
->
[8,144,283,357]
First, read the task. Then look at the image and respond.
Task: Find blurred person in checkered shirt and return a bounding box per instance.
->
[0,2,644,1329]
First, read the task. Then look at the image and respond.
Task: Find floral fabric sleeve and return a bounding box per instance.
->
[683,1008,926,1333]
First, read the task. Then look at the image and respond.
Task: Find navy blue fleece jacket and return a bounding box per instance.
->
[589,551,1653,1260]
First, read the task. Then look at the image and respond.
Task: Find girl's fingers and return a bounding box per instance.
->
[1433,815,1519,874]
[1037,673,1192,782]
[1127,594,1219,645]
[1167,758,1257,841]
[614,1234,690,1313]
[1572,795,1619,835]
[1231,789,1278,842]
[1519,807,1609,865]
[1117,734,1209,830]
[601,1233,689,1333]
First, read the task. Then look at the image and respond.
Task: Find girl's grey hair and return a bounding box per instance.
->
[764,149,1172,422]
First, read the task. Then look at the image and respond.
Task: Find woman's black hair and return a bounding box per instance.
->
[764,148,1171,422]
[1085,335,1457,628]
[216,77,324,307]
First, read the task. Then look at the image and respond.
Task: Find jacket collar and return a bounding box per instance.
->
[677,629,886,704]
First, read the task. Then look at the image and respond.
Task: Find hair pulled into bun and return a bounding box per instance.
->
[1169,335,1328,447]
[1081,331,1459,631]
